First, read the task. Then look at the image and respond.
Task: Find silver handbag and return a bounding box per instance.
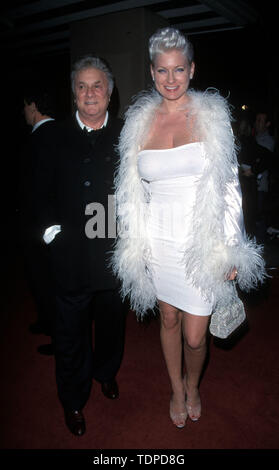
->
[209,284,246,339]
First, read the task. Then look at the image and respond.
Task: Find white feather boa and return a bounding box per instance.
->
[111,88,266,317]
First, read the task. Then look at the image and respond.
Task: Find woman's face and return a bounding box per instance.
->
[151,49,194,103]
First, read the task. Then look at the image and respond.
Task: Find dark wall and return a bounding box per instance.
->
[4,5,278,238]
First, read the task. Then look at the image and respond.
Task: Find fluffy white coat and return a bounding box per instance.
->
[111,88,266,317]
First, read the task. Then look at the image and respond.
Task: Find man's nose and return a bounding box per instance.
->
[86,86,95,97]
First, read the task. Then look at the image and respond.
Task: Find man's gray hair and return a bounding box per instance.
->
[71,56,114,95]
[149,27,194,65]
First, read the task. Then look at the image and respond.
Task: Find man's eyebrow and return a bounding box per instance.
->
[77,80,102,85]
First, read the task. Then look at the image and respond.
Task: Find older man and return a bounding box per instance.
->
[36,57,126,436]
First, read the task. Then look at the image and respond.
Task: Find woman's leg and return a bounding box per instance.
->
[182,313,210,421]
[159,300,187,427]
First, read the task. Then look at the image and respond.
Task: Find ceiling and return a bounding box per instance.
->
[0,0,260,61]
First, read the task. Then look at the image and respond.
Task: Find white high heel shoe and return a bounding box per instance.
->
[169,397,188,428]
[183,376,201,422]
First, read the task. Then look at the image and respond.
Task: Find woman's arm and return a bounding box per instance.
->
[223,163,265,288]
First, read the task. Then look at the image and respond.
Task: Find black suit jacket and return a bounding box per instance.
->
[20,119,58,244]
[36,114,123,293]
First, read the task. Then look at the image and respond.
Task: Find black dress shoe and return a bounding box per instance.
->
[101,379,119,399]
[37,343,54,356]
[65,410,86,436]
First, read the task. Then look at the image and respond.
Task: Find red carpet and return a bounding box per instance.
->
[1,251,279,452]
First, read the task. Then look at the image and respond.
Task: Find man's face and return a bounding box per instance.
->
[74,67,110,125]
[255,113,269,135]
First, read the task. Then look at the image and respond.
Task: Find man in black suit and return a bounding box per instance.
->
[20,86,57,355]
[36,56,127,436]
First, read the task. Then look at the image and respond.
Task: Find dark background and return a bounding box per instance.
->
[2,1,277,122]
[1,1,278,232]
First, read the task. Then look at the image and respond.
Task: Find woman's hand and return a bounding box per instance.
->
[226,267,238,281]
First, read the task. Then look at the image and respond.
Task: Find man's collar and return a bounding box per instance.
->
[76,111,108,131]
[32,118,54,133]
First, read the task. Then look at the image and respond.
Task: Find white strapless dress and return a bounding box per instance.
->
[138,142,213,316]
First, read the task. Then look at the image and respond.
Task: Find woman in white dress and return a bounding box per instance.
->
[112,28,265,428]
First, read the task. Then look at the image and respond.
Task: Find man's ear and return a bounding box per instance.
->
[30,102,37,113]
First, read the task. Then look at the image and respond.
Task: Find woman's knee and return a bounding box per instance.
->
[182,314,209,350]
[184,332,207,351]
[160,307,181,330]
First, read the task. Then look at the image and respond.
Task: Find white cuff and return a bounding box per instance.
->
[43,225,61,244]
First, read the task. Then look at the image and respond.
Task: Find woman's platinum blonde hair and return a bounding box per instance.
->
[71,55,114,96]
[149,27,194,65]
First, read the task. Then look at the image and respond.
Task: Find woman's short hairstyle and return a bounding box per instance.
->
[71,55,114,95]
[149,27,194,66]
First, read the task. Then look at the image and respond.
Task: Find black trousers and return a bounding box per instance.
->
[22,237,54,335]
[53,288,127,411]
